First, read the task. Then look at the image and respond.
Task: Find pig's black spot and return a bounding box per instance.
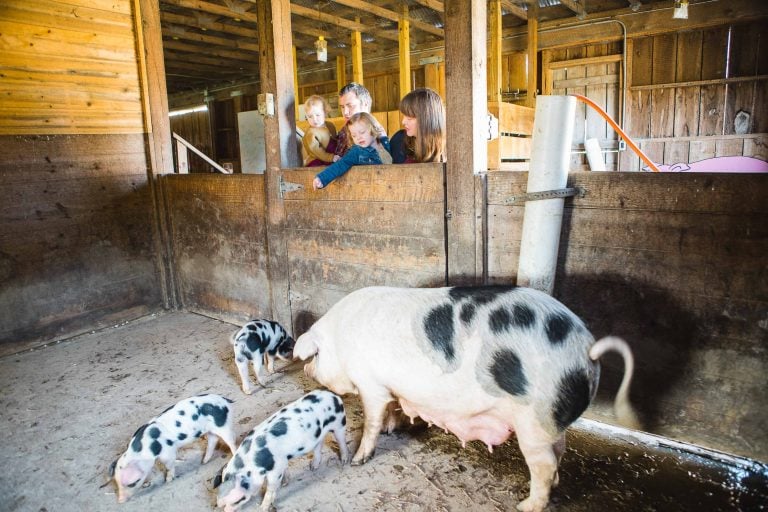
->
[175,421,181,428]
[553,369,591,430]
[241,480,250,491]
[303,394,321,403]
[166,440,174,446]
[178,410,185,416]
[490,349,528,396]
[342,416,347,426]
[293,408,302,414]
[270,420,288,437]
[460,303,476,324]
[131,424,148,452]
[322,415,336,427]
[489,307,511,334]
[424,303,455,361]
[449,286,516,304]
[150,440,162,456]
[192,414,199,421]
[200,403,229,427]
[255,448,275,471]
[333,396,344,414]
[233,454,244,469]
[314,426,322,438]
[255,435,267,448]
[287,454,294,460]
[241,351,252,361]
[240,438,252,453]
[148,426,161,439]
[545,312,573,345]
[195,431,202,438]
[245,331,268,353]
[511,304,535,329]
[178,433,187,441]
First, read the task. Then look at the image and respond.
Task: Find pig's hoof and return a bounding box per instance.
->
[242,387,253,395]
[516,496,546,512]
[350,450,375,466]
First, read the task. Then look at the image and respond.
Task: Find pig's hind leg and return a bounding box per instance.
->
[234,350,254,395]
[515,431,561,512]
[351,389,392,465]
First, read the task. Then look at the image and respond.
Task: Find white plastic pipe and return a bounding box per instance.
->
[585,137,607,171]
[517,95,576,295]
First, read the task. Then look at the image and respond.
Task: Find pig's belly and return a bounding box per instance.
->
[398,398,515,449]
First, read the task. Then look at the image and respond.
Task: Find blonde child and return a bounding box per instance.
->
[313,112,391,189]
[301,95,337,167]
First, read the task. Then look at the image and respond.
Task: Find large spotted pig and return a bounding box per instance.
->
[293,285,639,512]
[214,390,349,512]
[109,393,237,503]
[230,319,295,394]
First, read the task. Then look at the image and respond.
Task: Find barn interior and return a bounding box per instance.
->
[1,0,767,511]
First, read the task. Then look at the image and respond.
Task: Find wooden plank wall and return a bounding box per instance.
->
[0,0,161,350]
[170,109,213,173]
[0,0,144,135]
[160,174,271,323]
[624,20,768,170]
[485,171,768,461]
[278,164,446,335]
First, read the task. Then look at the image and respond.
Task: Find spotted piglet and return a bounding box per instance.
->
[230,320,295,394]
[109,393,237,503]
[214,390,349,512]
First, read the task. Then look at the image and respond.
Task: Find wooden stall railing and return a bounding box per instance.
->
[487,101,535,171]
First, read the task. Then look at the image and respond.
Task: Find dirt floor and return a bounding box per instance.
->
[0,311,766,512]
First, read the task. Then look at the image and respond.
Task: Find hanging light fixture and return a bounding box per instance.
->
[673,0,689,19]
[315,35,328,62]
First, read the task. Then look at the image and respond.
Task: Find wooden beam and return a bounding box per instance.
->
[559,0,586,18]
[488,0,502,102]
[290,3,400,42]
[293,45,299,118]
[526,2,538,107]
[413,0,444,12]
[163,0,258,23]
[444,0,486,284]
[161,12,257,39]
[399,8,411,97]
[351,30,363,84]
[258,0,297,330]
[336,55,347,93]
[331,0,444,37]
[501,0,527,20]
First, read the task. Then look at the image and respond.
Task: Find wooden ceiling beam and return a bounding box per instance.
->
[290,3,399,42]
[558,0,586,17]
[413,0,443,12]
[162,23,260,52]
[163,0,258,23]
[163,40,259,64]
[501,0,527,20]
[161,12,257,38]
[331,0,443,37]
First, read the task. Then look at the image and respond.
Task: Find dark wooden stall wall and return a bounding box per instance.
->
[278,164,447,335]
[624,20,768,170]
[170,108,213,173]
[486,171,768,462]
[161,174,271,324]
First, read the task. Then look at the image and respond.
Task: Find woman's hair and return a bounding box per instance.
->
[304,94,331,115]
[347,112,379,137]
[399,88,446,162]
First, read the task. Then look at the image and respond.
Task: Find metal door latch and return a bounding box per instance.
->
[503,187,584,205]
[279,175,303,198]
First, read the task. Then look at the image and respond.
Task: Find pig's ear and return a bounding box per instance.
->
[293,332,319,360]
[119,461,145,486]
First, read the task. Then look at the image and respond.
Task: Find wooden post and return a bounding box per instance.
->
[444,0,486,284]
[293,45,299,119]
[351,29,363,84]
[136,0,178,309]
[336,54,347,92]
[527,3,539,107]
[258,0,299,330]
[399,6,411,97]
[488,0,502,103]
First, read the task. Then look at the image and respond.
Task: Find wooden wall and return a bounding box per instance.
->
[0,0,161,349]
[486,171,768,461]
[160,174,271,322]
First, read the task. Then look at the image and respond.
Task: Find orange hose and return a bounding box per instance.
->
[570,93,660,172]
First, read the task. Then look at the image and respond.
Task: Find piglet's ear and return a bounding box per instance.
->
[108,459,117,477]
[293,332,319,360]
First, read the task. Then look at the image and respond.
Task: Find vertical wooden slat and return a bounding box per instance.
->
[526,5,538,108]
[701,27,729,80]
[351,30,363,84]
[293,45,299,118]
[258,0,298,330]
[488,0,502,103]
[444,0,486,284]
[399,9,411,97]
[336,55,346,92]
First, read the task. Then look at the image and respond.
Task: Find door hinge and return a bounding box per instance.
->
[279,175,303,198]
[503,187,584,205]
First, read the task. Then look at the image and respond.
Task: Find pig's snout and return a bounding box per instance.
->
[303,359,317,379]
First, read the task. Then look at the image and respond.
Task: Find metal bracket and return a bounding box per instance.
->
[278,175,303,198]
[503,187,584,205]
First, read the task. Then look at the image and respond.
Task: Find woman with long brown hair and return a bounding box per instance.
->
[390,88,446,163]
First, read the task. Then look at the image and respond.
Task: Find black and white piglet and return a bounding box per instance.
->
[109,393,237,503]
[230,319,295,394]
[214,390,349,512]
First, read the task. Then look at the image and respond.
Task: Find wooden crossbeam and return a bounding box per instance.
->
[559,0,586,17]
[290,3,399,42]
[331,0,443,37]
[163,0,258,23]
[501,0,527,20]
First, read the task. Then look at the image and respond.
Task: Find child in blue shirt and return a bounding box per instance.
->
[313,112,391,189]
